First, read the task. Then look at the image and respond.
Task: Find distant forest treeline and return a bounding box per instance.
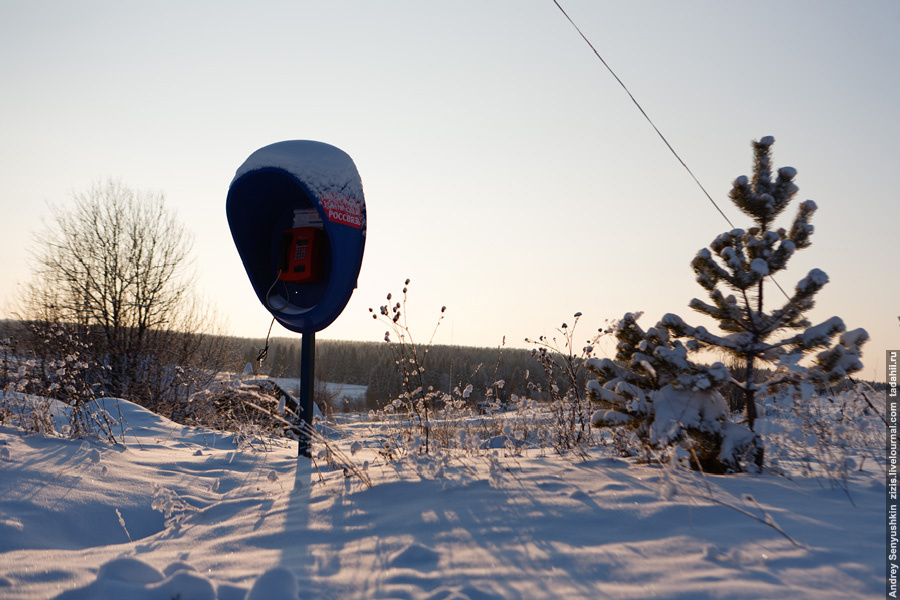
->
[0,320,576,411]
[0,320,879,416]
[238,336,573,409]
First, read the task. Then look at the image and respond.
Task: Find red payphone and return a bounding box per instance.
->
[278,226,325,282]
[277,209,325,283]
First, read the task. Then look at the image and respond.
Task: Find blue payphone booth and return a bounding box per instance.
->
[226,140,366,456]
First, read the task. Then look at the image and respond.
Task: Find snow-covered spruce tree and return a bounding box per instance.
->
[672,136,868,428]
[587,136,868,472]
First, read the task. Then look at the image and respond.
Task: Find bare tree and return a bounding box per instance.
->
[20,179,228,405]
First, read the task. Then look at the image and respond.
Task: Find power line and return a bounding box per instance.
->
[551,0,791,300]
[551,0,734,229]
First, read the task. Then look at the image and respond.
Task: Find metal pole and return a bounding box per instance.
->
[298,330,315,458]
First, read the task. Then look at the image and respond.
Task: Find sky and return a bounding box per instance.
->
[1,0,898,380]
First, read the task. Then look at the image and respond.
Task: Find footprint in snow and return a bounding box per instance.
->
[245,567,298,600]
[66,557,217,600]
[98,557,165,584]
[389,543,440,572]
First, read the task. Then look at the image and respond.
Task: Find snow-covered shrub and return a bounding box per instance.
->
[369,280,447,454]
[526,314,594,455]
[0,323,118,441]
[178,377,298,449]
[366,281,543,460]
[758,381,885,488]
[587,313,761,473]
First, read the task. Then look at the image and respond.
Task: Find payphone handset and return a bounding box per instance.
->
[278,209,325,283]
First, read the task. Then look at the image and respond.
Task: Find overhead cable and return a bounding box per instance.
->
[551,0,735,229]
[552,1,792,300]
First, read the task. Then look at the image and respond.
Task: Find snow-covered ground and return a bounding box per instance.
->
[271,378,368,412]
[0,397,884,599]
[275,379,368,403]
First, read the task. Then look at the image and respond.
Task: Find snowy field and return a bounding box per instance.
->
[0,397,884,600]
[274,379,369,410]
